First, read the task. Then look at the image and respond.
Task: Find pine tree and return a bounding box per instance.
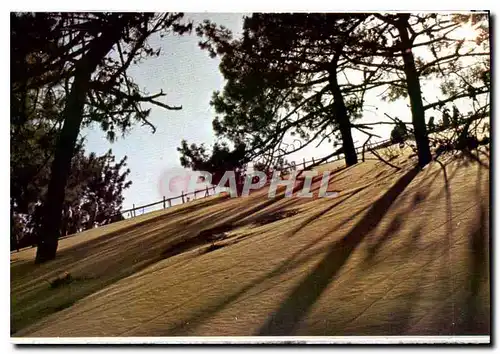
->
[11,12,191,262]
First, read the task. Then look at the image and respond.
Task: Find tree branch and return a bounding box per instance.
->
[423,87,489,111]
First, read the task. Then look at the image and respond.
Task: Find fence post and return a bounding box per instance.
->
[91,140,391,221]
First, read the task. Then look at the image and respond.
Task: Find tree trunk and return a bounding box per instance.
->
[396,15,432,168]
[35,19,129,263]
[34,71,91,263]
[328,58,358,167]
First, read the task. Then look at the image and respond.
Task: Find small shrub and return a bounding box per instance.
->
[49,272,73,289]
[390,121,408,144]
[428,116,436,133]
[254,209,300,226]
[205,243,225,253]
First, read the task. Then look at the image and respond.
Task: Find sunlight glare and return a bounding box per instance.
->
[454,20,479,41]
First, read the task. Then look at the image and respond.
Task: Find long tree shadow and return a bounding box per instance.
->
[363,215,404,263]
[12,187,299,334]
[461,158,490,334]
[120,166,416,336]
[13,194,234,274]
[340,227,425,336]
[461,149,490,170]
[186,165,359,234]
[285,184,371,238]
[159,155,487,336]
[262,168,396,239]
[12,173,323,302]
[357,153,489,336]
[13,197,235,280]
[363,184,431,264]
[255,166,420,336]
[159,200,375,335]
[369,153,468,261]
[242,170,352,224]
[457,203,489,334]
[407,149,489,335]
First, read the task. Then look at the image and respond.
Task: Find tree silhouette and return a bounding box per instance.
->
[390,121,409,144]
[11,12,191,262]
[193,14,379,168]
[11,106,132,249]
[178,139,248,195]
[351,13,489,166]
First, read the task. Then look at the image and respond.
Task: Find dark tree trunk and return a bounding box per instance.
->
[34,72,91,263]
[328,57,358,167]
[396,15,432,168]
[35,19,129,263]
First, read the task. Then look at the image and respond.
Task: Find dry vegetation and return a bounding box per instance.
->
[11,144,490,337]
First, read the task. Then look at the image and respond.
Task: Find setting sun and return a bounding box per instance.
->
[454,19,480,41]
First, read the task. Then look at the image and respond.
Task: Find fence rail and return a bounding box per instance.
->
[10,138,394,251]
[286,138,391,172]
[117,138,392,219]
[121,185,217,218]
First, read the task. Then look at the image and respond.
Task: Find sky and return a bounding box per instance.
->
[80,12,488,213]
[82,13,247,211]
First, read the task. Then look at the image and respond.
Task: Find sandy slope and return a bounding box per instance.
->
[11,147,490,337]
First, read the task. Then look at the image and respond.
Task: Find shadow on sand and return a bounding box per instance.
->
[256,166,420,335]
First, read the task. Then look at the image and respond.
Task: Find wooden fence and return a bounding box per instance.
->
[122,185,217,218]
[286,138,391,172]
[117,138,392,219]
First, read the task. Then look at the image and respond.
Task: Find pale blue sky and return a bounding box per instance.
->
[81,13,398,211]
[82,13,247,210]
[80,13,485,212]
